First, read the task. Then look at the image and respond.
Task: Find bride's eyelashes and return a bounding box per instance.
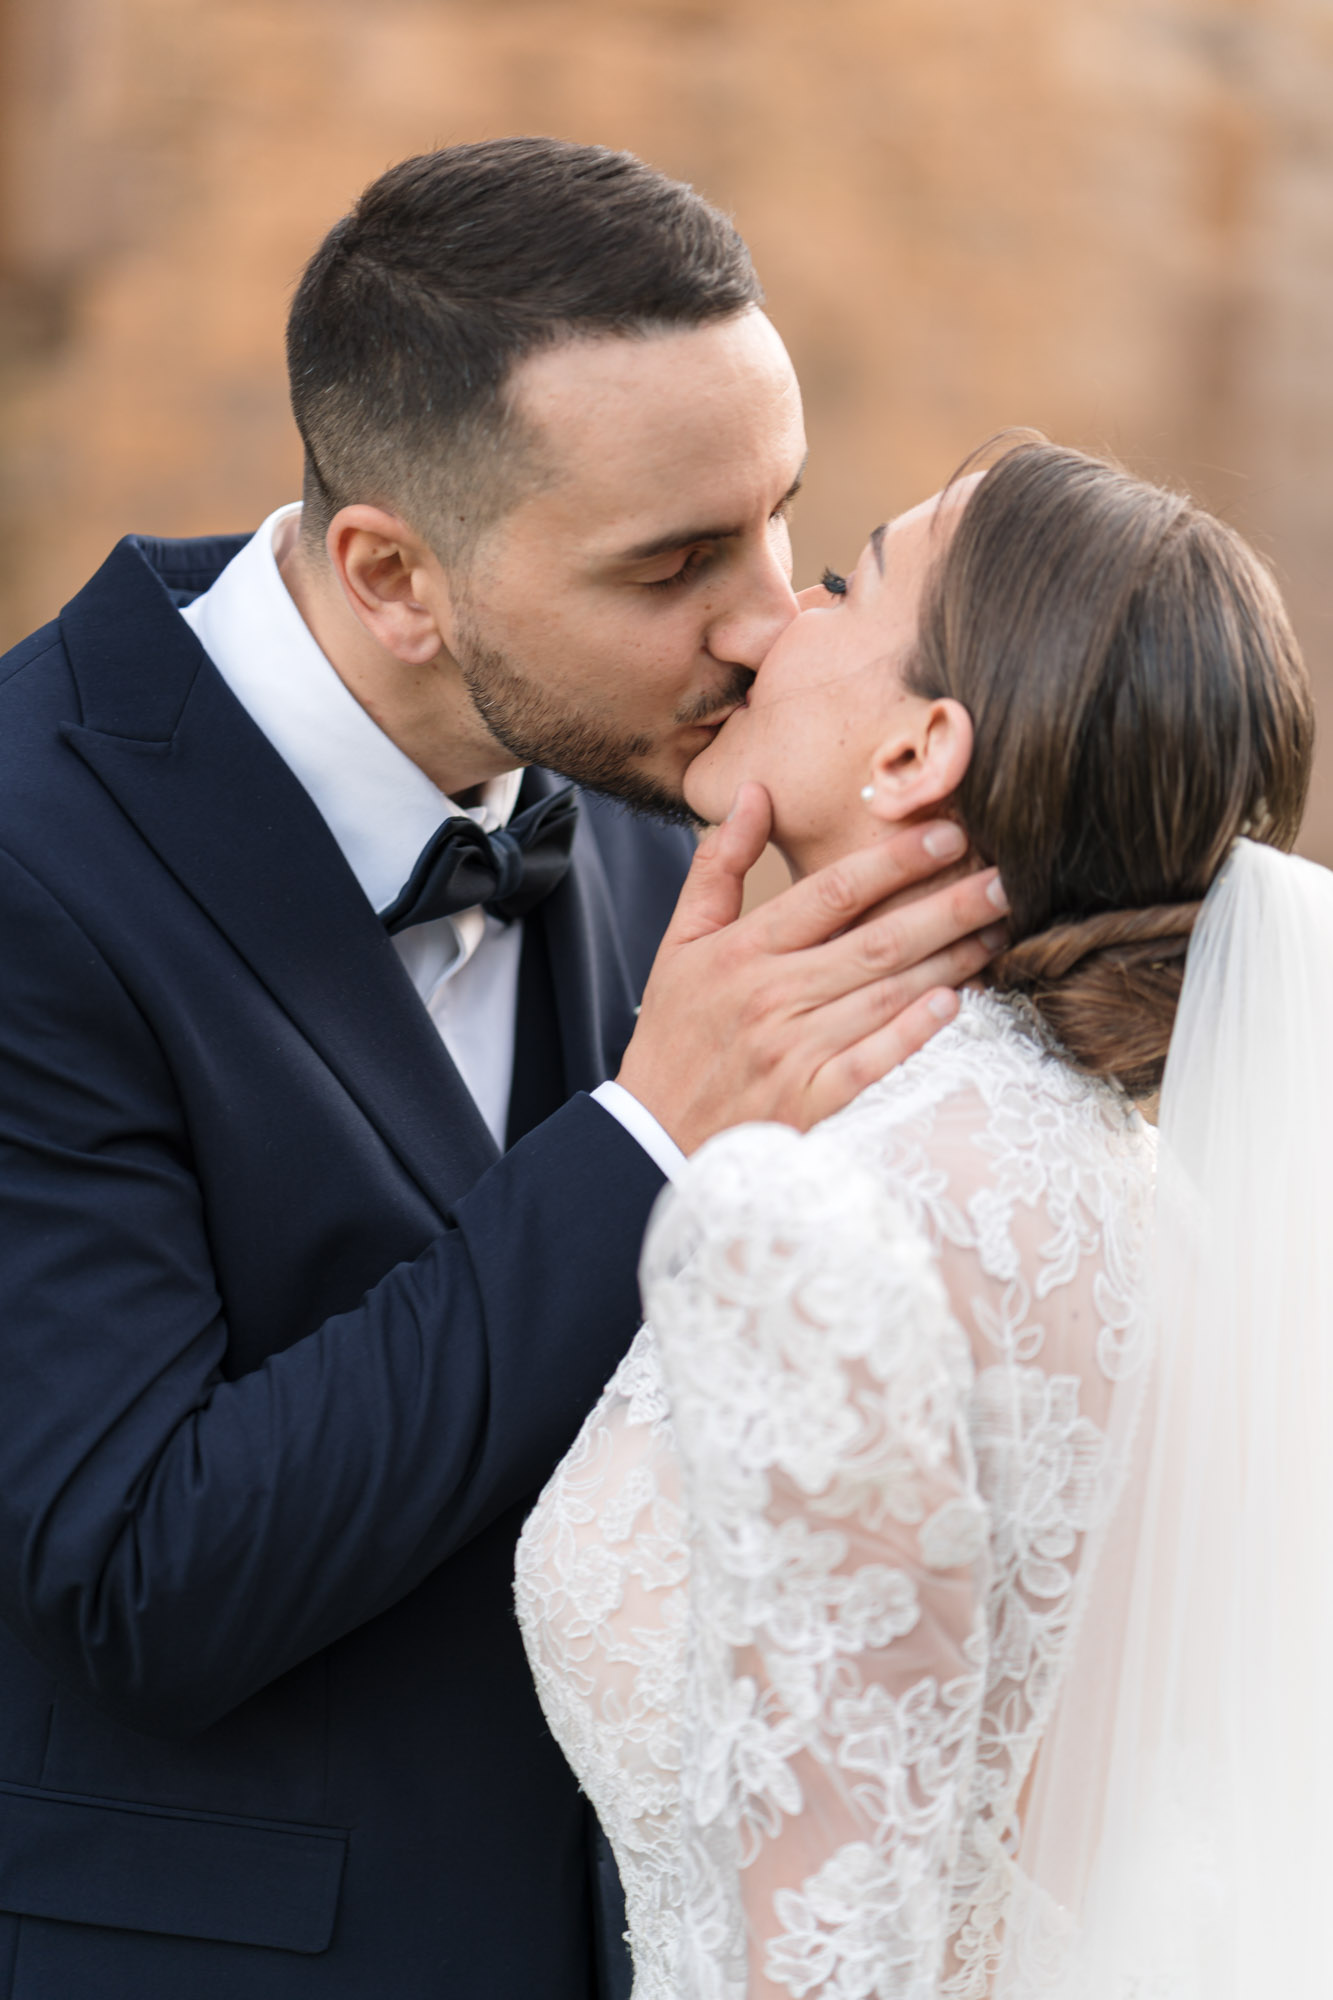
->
[821,567,848,596]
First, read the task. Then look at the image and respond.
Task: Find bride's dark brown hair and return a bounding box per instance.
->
[907,439,1315,1096]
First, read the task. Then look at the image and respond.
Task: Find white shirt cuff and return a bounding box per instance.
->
[590,1080,688,1186]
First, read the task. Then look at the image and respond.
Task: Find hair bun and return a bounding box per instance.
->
[990,903,1200,1098]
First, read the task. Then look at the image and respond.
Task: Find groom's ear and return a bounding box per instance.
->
[327,506,459,665]
[865,696,973,823]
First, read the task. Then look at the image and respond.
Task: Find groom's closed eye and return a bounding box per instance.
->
[635,516,789,593]
[644,549,716,592]
[619,494,795,571]
[615,460,808,588]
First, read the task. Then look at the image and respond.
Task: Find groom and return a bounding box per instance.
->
[0,140,999,1998]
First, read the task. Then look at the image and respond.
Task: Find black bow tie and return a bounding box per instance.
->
[379,785,580,936]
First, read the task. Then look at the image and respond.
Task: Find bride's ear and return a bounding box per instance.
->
[863,696,973,822]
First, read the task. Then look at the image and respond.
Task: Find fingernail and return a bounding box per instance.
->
[979,923,1008,951]
[725,790,742,822]
[927,989,958,1020]
[923,823,966,860]
[986,874,1010,912]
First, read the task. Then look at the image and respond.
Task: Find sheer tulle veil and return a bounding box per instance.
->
[1005,838,1333,1995]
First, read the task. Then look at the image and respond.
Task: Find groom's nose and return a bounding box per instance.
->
[705,543,800,669]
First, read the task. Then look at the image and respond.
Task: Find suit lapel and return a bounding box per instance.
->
[61,539,500,1216]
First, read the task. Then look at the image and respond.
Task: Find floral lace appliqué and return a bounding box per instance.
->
[515,991,1155,1998]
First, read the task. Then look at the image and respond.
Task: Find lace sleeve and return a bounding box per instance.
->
[641,1123,992,2000]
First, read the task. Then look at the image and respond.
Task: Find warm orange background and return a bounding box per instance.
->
[2,0,1330,859]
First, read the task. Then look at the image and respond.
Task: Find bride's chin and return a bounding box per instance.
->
[682,748,734,827]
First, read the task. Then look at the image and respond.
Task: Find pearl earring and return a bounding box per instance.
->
[860,783,875,802]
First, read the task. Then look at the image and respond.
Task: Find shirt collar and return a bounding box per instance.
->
[179,502,523,915]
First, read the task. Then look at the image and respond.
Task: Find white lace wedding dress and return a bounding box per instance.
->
[515,991,1156,1998]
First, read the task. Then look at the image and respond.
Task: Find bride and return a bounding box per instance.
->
[514,439,1329,1997]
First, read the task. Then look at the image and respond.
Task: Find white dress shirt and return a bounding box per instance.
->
[180,503,684,1179]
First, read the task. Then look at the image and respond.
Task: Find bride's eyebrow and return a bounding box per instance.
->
[869,523,889,573]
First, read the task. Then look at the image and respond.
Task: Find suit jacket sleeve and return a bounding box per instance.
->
[0,845,665,1737]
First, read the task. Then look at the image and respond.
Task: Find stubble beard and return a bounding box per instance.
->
[454,610,751,828]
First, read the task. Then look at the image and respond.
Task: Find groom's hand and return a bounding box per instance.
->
[616,783,1008,1154]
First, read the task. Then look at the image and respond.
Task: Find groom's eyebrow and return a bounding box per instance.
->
[614,460,808,563]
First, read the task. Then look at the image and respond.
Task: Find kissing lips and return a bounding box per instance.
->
[679,667,755,733]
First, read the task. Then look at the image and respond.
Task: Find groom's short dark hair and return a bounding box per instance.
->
[287,137,763,564]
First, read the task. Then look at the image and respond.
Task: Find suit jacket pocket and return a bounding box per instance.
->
[0,1780,346,1953]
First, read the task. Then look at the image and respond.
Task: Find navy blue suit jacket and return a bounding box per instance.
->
[0,534,694,1997]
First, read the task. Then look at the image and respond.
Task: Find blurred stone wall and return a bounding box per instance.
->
[2,0,1331,856]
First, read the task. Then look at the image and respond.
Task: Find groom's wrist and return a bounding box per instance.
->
[590,1081,688,1185]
